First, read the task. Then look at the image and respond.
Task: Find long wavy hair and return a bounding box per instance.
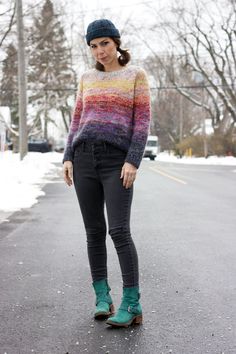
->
[95,38,131,71]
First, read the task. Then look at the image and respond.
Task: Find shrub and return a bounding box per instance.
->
[175,133,236,157]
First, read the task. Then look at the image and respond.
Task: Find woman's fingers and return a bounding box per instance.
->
[63,170,70,186]
[68,165,73,182]
[124,173,135,188]
[121,162,137,189]
[120,166,124,179]
[122,171,128,188]
[123,172,132,188]
[63,162,73,186]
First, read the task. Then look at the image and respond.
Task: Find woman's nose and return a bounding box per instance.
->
[97,46,105,54]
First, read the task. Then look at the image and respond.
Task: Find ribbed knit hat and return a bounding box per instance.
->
[86,19,120,46]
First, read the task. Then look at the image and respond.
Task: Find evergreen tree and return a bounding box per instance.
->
[28,0,75,139]
[0,43,19,136]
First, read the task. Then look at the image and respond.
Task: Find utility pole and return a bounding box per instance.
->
[179,93,183,151]
[201,87,208,158]
[16,0,28,160]
[179,95,184,157]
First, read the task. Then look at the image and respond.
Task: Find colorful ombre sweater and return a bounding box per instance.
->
[62,65,151,168]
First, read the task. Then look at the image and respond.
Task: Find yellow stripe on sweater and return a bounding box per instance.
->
[83,80,135,91]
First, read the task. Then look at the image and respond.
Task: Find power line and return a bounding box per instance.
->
[150,84,236,90]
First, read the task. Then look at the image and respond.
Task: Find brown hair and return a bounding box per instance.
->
[95,38,131,71]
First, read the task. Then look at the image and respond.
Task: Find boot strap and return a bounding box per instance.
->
[119,304,140,314]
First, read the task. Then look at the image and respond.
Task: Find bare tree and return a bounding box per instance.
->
[144,54,202,152]
[0,0,16,47]
[134,0,236,138]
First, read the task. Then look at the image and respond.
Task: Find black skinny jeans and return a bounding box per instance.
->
[72,141,139,288]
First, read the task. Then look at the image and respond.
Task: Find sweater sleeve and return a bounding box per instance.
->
[62,77,83,164]
[125,68,151,169]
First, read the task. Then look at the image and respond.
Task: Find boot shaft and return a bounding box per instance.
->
[92,279,112,305]
[119,286,141,312]
[92,279,111,294]
[122,286,140,303]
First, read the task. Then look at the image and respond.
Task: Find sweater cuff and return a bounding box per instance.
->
[62,146,73,164]
[124,157,140,169]
[125,144,145,169]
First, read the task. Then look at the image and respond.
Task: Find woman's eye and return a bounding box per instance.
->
[102,42,109,46]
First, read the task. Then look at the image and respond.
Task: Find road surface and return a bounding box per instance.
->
[0,160,236,354]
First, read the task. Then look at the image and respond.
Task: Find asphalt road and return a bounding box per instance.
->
[0,160,236,354]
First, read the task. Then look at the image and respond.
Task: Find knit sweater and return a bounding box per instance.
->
[62,64,151,168]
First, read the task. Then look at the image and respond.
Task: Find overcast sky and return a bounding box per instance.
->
[0,0,227,68]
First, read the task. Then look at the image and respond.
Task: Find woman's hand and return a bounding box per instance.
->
[63,161,73,186]
[120,162,137,189]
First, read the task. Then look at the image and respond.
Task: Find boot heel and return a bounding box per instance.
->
[133,314,143,325]
[109,304,115,314]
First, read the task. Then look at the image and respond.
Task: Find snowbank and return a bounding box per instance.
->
[154,152,236,166]
[0,151,63,213]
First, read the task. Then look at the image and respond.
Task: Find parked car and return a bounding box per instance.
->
[144,135,158,160]
[28,138,52,153]
[54,138,66,153]
[5,139,13,150]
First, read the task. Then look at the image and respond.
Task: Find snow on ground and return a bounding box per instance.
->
[0,150,236,222]
[154,152,236,166]
[0,151,63,215]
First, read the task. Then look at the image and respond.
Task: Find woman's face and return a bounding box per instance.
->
[89,37,118,66]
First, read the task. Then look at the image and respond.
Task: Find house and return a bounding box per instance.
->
[0,106,11,152]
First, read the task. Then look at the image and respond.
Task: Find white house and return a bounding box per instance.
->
[0,106,11,152]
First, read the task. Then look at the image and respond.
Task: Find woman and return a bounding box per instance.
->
[63,19,151,328]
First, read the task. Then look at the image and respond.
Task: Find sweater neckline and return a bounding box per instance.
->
[95,65,131,75]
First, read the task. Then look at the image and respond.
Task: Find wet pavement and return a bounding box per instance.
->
[0,160,236,354]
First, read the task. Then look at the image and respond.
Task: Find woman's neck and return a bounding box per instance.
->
[103,59,123,72]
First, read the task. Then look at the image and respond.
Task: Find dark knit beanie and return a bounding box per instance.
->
[86,19,120,46]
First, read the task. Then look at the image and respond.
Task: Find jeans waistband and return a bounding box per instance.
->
[75,141,125,153]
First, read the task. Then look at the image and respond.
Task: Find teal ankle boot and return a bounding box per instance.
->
[92,279,115,319]
[106,286,143,327]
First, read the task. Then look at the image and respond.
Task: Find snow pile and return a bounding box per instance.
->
[155,152,236,166]
[0,151,63,212]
